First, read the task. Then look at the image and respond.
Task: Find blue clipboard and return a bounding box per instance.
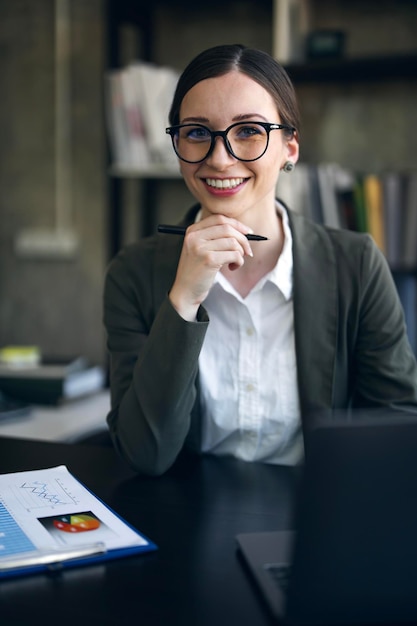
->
[0,466,157,579]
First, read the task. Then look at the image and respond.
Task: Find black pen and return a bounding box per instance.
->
[157,224,268,241]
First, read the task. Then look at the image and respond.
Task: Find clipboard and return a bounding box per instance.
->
[0,465,157,579]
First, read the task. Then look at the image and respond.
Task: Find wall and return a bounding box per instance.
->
[0,0,107,365]
[1,0,416,368]
[152,1,273,71]
[297,0,417,171]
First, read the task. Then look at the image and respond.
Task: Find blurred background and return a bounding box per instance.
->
[1,0,417,370]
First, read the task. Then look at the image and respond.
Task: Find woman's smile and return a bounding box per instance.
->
[205,177,245,189]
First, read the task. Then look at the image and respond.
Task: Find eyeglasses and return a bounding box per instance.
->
[165,121,295,164]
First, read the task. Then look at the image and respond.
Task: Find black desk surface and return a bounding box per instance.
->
[0,436,298,626]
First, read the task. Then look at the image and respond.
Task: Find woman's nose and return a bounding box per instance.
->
[205,135,236,167]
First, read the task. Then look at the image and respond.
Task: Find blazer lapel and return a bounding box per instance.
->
[288,210,338,415]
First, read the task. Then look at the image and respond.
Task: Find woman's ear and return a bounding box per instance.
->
[286,131,299,165]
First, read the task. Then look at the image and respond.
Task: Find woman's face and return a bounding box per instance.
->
[177,70,299,222]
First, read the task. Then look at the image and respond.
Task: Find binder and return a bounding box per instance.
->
[0,465,157,579]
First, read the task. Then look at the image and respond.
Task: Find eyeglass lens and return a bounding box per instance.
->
[173,122,269,163]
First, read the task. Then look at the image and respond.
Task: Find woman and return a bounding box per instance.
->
[103,44,417,475]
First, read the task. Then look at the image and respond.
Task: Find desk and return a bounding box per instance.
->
[0,436,297,626]
[0,391,110,442]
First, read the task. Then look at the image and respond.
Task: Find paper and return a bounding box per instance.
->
[0,465,151,569]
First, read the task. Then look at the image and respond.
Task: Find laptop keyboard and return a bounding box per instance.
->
[263,563,291,591]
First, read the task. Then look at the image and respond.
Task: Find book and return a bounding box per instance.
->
[353,177,368,234]
[382,171,405,269]
[0,357,105,405]
[119,65,150,168]
[402,172,417,269]
[363,174,386,253]
[0,345,41,367]
[336,186,358,231]
[128,61,179,167]
[0,465,157,579]
[316,163,342,228]
[316,163,355,229]
[104,70,132,167]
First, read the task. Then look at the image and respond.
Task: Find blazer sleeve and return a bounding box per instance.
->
[103,244,209,476]
[351,235,417,408]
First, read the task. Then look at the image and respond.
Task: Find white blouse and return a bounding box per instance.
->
[198,203,303,465]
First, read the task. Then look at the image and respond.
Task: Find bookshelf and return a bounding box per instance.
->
[104,0,417,351]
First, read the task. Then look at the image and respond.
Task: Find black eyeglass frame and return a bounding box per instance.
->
[165,121,296,163]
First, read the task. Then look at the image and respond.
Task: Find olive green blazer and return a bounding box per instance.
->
[103,204,417,475]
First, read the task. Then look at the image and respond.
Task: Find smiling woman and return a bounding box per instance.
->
[103,44,417,476]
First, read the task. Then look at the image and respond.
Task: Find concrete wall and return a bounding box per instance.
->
[0,0,107,365]
[297,0,417,171]
[1,0,416,367]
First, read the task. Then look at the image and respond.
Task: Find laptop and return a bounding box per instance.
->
[236,410,417,624]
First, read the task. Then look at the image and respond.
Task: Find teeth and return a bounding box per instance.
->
[206,178,244,189]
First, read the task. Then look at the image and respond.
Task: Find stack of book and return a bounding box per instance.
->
[0,354,105,406]
[105,60,180,171]
[276,165,417,269]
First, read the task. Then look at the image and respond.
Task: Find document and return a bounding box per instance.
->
[0,465,157,578]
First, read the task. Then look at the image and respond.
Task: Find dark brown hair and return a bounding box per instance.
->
[168,44,300,137]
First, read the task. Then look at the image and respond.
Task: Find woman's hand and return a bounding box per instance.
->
[169,215,254,321]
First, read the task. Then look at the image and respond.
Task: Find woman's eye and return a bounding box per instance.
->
[238,125,263,137]
[186,127,211,141]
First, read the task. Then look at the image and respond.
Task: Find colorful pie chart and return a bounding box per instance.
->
[53,514,100,533]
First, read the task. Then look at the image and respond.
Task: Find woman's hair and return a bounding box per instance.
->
[168,43,300,136]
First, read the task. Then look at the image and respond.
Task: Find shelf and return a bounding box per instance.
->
[285,53,417,84]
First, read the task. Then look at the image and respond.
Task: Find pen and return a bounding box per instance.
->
[0,541,107,572]
[157,224,268,241]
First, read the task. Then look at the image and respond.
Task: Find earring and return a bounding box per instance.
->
[282,161,294,173]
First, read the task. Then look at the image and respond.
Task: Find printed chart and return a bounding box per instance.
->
[14,477,80,512]
[0,499,35,557]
